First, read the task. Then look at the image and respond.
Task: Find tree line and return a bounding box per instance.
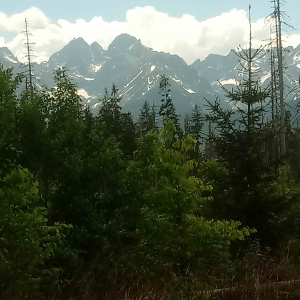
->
[2,2,300,295]
[0,55,300,298]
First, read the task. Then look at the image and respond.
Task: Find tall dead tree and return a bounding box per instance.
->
[269,30,276,125]
[266,0,297,162]
[269,36,280,163]
[268,0,285,156]
[275,0,286,156]
[23,18,35,96]
[248,5,253,132]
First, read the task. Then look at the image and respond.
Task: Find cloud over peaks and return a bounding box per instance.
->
[1,6,299,64]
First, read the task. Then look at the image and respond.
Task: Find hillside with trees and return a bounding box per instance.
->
[2,1,300,299]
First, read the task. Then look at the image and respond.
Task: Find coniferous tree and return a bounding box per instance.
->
[138,101,157,137]
[119,121,252,281]
[0,64,21,145]
[204,120,215,159]
[183,114,190,137]
[120,111,136,156]
[98,84,136,156]
[158,74,182,138]
[203,7,292,247]
[99,86,118,120]
[190,104,204,152]
[98,85,122,135]
[0,68,68,299]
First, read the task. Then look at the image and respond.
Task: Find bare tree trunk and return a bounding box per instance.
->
[276,0,285,157]
[248,5,252,135]
[24,19,33,95]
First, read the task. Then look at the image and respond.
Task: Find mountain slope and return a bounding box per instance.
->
[191,46,300,104]
[1,35,300,119]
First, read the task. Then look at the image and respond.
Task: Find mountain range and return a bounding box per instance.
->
[1,34,300,119]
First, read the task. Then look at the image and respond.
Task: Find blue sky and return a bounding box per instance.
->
[1,0,300,64]
[1,0,299,27]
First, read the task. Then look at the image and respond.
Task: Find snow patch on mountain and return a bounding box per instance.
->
[183,87,196,94]
[148,77,153,85]
[124,70,143,88]
[220,79,237,85]
[4,54,18,64]
[150,65,156,72]
[293,55,300,64]
[170,76,183,85]
[123,85,135,95]
[90,64,102,72]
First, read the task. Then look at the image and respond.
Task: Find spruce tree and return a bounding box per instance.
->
[98,85,123,139]
[0,64,21,145]
[138,101,157,137]
[158,75,182,138]
[183,114,190,137]
[190,104,204,152]
[98,84,136,156]
[203,7,291,247]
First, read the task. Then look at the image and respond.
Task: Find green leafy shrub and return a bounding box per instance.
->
[0,167,69,298]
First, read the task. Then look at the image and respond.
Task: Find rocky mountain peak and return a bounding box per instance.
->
[108,34,143,53]
[0,47,18,64]
[90,41,104,52]
[68,37,89,48]
[0,35,300,120]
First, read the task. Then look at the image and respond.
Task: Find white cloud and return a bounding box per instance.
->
[0,7,50,32]
[1,6,300,64]
[286,33,300,49]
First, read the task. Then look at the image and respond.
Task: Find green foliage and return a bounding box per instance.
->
[200,159,230,206]
[2,58,300,298]
[0,167,68,298]
[190,104,204,144]
[204,54,290,247]
[98,85,122,129]
[159,75,182,139]
[266,165,300,242]
[121,121,251,280]
[200,154,300,248]
[138,100,157,136]
[98,84,136,156]
[0,64,22,144]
